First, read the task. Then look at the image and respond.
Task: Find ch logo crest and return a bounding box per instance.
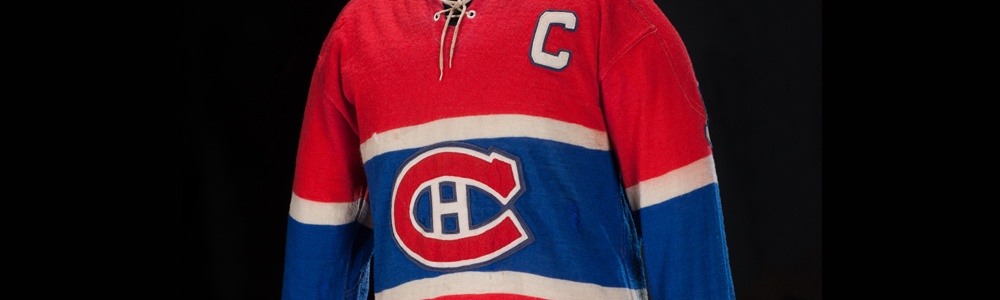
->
[391,142,533,271]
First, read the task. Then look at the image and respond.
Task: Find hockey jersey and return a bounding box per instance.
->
[282,0,734,299]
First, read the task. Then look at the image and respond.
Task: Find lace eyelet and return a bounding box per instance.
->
[433,14,441,21]
[466,10,476,18]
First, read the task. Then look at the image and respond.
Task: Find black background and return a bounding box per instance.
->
[177,0,821,299]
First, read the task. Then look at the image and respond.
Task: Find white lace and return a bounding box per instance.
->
[434,0,475,81]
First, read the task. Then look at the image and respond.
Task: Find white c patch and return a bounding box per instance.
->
[530,10,578,71]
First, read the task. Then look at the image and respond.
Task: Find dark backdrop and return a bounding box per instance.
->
[177,0,822,299]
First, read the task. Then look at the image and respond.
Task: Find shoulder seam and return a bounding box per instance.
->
[650,27,706,119]
[598,27,656,82]
[627,0,655,29]
[627,0,707,118]
[598,0,657,82]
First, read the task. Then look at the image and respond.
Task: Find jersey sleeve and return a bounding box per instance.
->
[598,0,734,299]
[282,18,374,300]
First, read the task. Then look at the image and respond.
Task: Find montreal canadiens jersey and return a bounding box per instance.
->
[282,0,735,299]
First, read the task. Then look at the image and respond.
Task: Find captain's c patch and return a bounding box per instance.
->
[530,10,578,71]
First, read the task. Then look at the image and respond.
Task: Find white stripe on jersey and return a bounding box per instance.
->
[289,192,372,228]
[375,271,648,300]
[625,155,718,211]
[359,114,610,163]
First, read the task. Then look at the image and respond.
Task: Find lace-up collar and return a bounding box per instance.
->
[434,0,475,81]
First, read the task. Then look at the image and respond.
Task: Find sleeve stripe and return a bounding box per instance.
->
[359,114,610,163]
[625,155,718,211]
[375,271,647,300]
[289,192,372,228]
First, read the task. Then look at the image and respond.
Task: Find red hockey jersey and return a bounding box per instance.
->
[282,0,734,299]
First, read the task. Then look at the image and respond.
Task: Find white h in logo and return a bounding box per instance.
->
[413,175,515,240]
[430,181,470,234]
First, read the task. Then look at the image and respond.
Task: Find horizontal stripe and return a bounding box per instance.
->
[366,137,642,290]
[289,192,372,228]
[375,271,647,300]
[625,155,717,211]
[427,294,546,300]
[359,114,610,163]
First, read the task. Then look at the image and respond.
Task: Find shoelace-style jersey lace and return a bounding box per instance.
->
[434,0,475,81]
